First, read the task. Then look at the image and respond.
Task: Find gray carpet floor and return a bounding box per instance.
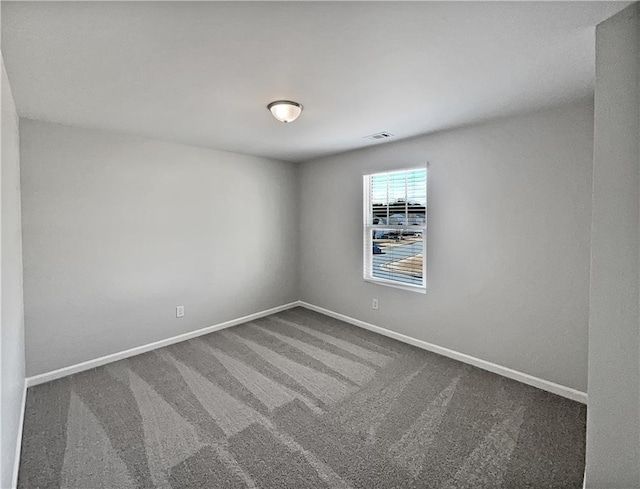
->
[18,307,586,488]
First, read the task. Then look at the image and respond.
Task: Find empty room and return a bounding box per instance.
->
[1,1,639,488]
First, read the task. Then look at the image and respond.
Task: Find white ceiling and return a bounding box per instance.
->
[1,1,629,162]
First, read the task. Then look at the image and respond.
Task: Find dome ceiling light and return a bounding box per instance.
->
[267,100,303,123]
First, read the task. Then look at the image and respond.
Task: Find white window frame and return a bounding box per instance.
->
[363,167,427,293]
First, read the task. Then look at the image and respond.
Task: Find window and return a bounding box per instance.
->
[363,167,427,292]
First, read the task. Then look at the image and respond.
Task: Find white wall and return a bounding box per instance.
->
[299,101,594,392]
[1,54,25,489]
[20,120,299,377]
[585,4,640,487]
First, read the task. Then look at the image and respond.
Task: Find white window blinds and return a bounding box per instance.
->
[363,167,427,291]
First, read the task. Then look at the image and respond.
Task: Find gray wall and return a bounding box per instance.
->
[299,101,594,392]
[20,120,299,377]
[1,54,25,489]
[586,4,640,487]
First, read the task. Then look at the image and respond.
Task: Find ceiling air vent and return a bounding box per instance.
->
[364,132,394,142]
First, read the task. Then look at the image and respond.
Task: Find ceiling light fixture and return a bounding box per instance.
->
[267,100,303,123]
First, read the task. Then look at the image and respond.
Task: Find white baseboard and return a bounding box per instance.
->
[11,381,27,489]
[25,301,301,387]
[298,301,588,404]
[24,298,588,406]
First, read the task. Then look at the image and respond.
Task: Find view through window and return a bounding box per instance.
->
[363,167,427,290]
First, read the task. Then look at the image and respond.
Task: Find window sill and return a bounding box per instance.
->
[364,278,427,294]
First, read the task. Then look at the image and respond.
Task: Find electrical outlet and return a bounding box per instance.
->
[372,299,379,310]
[176,305,185,318]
